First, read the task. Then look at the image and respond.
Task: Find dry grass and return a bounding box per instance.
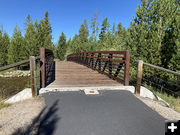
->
[144,84,180,113]
[0,101,10,110]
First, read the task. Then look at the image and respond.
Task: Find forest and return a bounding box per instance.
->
[0,0,179,74]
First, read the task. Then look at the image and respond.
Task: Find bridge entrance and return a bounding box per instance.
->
[46,61,123,88]
[40,49,130,88]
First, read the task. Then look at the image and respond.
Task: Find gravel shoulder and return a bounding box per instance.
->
[0,96,45,135]
[136,95,180,120]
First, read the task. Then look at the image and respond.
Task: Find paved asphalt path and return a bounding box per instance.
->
[41,90,165,135]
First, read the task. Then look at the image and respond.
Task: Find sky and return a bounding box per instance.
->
[0,0,141,43]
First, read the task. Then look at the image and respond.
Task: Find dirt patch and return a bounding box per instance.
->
[0,96,45,135]
[136,95,180,120]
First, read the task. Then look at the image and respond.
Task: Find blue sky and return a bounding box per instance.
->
[0,0,141,43]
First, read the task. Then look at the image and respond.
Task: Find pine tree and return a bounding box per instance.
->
[91,10,99,41]
[0,30,3,66]
[168,0,180,71]
[66,38,72,54]
[126,0,180,72]
[104,30,113,50]
[128,0,159,64]
[99,18,109,41]
[24,15,38,57]
[112,23,116,36]
[8,25,24,64]
[36,11,53,50]
[1,33,10,65]
[56,32,66,60]
[43,11,53,49]
[78,20,90,51]
[112,22,128,50]
[79,20,89,43]
[70,34,80,53]
[150,0,179,66]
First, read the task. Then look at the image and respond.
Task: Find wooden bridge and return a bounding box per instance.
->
[1,47,180,98]
[0,48,130,97]
[40,49,130,88]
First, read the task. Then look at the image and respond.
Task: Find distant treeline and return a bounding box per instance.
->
[0,0,179,74]
[0,11,54,66]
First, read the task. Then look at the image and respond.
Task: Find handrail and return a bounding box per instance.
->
[135,60,180,77]
[135,60,180,95]
[67,51,130,86]
[0,56,40,72]
[143,62,180,77]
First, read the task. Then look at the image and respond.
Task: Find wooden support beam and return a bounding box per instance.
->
[40,48,45,88]
[114,63,124,78]
[98,53,102,71]
[136,60,143,94]
[109,54,113,75]
[124,51,130,86]
[91,53,94,68]
[30,56,37,97]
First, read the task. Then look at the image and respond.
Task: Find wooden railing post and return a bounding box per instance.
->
[30,56,37,97]
[124,51,130,86]
[40,48,45,88]
[136,60,143,94]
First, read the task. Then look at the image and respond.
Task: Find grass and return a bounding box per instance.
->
[54,58,61,62]
[0,68,15,75]
[153,91,180,112]
[143,84,180,112]
[0,98,10,110]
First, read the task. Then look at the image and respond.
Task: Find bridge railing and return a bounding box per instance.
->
[130,60,180,97]
[40,48,55,88]
[0,56,40,98]
[67,51,130,86]
[0,48,54,100]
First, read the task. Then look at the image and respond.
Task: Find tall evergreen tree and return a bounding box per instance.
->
[43,11,53,49]
[128,0,180,68]
[79,20,89,43]
[1,33,10,65]
[24,15,38,57]
[103,30,113,50]
[0,29,3,66]
[66,38,72,54]
[56,32,66,60]
[112,23,116,36]
[128,0,160,64]
[70,34,80,53]
[8,25,24,64]
[99,18,109,41]
[111,22,128,50]
[36,11,53,50]
[91,10,99,41]
[78,20,90,51]
[168,0,180,71]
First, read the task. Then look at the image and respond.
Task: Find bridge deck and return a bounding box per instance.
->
[46,61,123,88]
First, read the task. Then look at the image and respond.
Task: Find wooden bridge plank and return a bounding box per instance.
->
[46,61,123,88]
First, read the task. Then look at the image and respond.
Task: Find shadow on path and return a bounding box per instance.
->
[12,99,60,135]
